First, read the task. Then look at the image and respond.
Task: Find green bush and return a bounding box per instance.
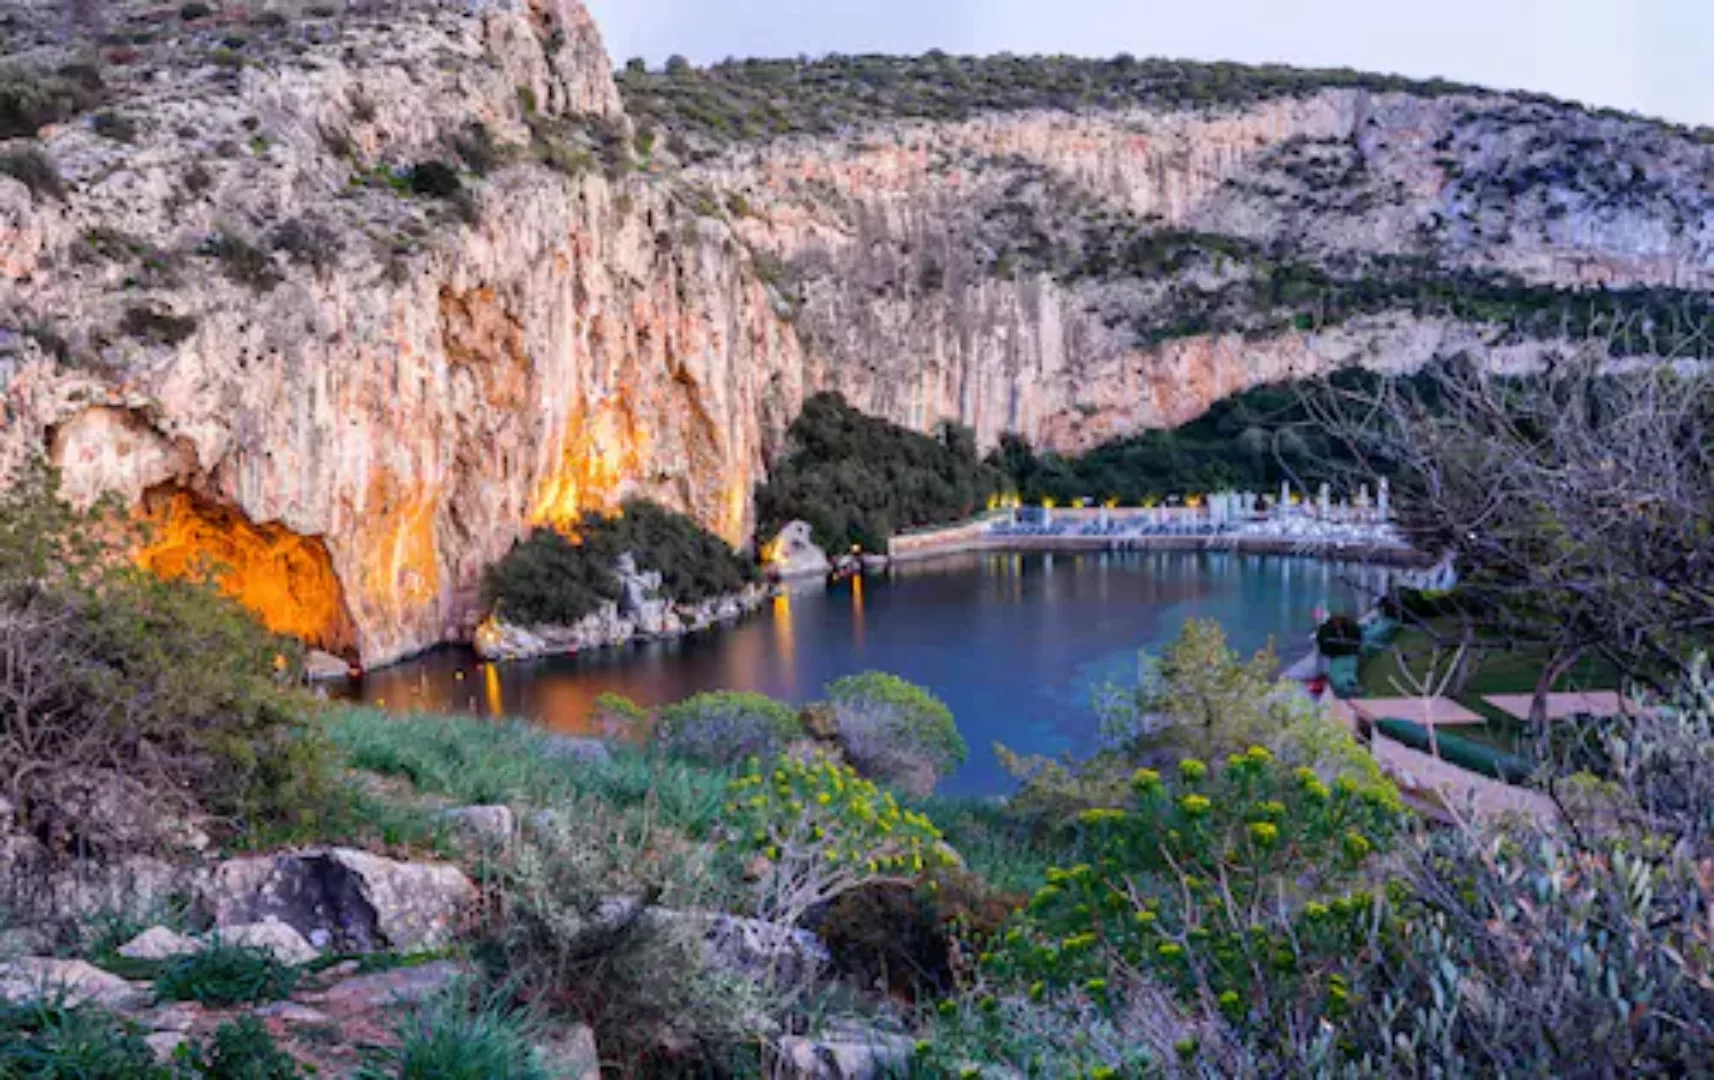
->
[493,814,763,1071]
[1316,613,1363,657]
[121,304,198,346]
[90,110,138,143]
[0,146,66,200]
[1374,716,1536,784]
[0,66,105,140]
[406,160,463,199]
[657,690,803,766]
[756,392,1005,551]
[180,1015,309,1079]
[722,755,955,928]
[0,465,329,852]
[201,229,282,291]
[0,1000,163,1078]
[827,672,966,791]
[154,942,303,1006]
[357,989,546,1080]
[484,500,756,626]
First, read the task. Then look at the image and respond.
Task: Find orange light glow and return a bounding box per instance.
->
[136,487,359,658]
[482,662,504,718]
[531,402,648,530]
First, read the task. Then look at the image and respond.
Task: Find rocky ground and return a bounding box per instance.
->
[0,717,947,1078]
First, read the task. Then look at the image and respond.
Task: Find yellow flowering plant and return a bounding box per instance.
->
[722,754,956,930]
[984,747,1403,1036]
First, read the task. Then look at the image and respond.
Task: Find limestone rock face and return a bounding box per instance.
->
[1,0,806,668]
[2,0,1708,668]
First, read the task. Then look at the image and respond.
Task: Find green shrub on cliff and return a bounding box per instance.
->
[484,500,757,627]
[756,392,1005,551]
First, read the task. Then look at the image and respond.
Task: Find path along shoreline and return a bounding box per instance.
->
[887,529,1437,570]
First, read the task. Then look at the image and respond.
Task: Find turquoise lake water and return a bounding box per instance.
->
[348,550,1379,794]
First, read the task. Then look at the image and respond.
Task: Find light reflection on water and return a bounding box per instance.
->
[343,551,1379,794]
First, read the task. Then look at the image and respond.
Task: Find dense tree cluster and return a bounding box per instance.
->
[989,374,1383,505]
[755,392,1005,551]
[484,500,757,627]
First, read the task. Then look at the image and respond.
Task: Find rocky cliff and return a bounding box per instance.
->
[2,1,1710,665]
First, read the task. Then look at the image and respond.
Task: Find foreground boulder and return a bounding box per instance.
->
[117,926,204,962]
[218,919,321,966]
[645,909,830,989]
[199,848,473,953]
[0,958,151,1010]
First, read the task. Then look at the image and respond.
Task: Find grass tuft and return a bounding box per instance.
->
[154,941,301,1006]
[355,986,546,1080]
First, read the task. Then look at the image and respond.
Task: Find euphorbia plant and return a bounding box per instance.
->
[985,747,1403,1036]
[722,754,955,930]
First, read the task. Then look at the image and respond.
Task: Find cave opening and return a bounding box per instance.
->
[135,486,361,661]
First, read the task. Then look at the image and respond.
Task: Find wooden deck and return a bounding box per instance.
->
[1347,696,1486,727]
[1482,691,1638,722]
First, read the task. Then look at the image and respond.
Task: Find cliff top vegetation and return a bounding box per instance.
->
[617,51,1714,154]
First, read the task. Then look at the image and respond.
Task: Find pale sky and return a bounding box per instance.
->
[584,0,1714,128]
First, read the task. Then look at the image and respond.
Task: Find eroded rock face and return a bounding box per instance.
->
[1,0,806,667]
[1,0,1707,667]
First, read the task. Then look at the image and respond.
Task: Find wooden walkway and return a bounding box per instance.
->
[1323,698,1558,825]
[1482,691,1638,723]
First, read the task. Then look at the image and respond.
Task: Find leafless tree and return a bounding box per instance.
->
[1303,351,1714,729]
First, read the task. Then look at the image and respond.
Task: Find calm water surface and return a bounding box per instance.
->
[347,551,1377,794]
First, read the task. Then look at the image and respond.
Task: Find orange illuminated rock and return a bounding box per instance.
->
[136,488,359,660]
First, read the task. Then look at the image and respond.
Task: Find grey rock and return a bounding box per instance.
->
[537,1022,601,1080]
[304,650,353,682]
[540,734,612,765]
[145,1032,189,1063]
[772,1029,916,1080]
[766,521,831,580]
[200,848,473,954]
[254,1000,331,1024]
[646,909,829,989]
[0,958,151,1011]
[117,926,204,962]
[217,919,320,966]
[439,805,515,847]
[305,959,466,1011]
[136,1002,203,1033]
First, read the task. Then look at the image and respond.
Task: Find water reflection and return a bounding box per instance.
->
[345,552,1373,794]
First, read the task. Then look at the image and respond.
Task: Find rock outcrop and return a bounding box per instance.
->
[2,1,1708,666]
[764,520,831,580]
[476,573,771,662]
[198,847,474,954]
